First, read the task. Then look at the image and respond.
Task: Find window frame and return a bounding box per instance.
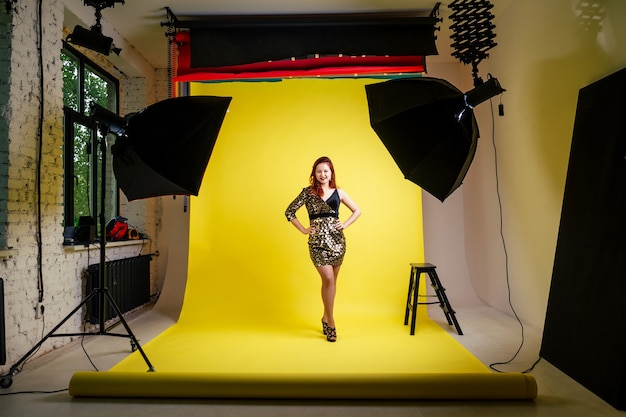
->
[62,43,120,240]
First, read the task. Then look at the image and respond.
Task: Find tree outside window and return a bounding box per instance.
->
[62,46,119,242]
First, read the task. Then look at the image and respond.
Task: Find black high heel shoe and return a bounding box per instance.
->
[322,320,328,335]
[326,326,337,342]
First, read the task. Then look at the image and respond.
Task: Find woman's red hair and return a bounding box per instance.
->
[309,156,338,197]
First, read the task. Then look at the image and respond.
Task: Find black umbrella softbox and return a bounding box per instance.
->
[112,95,231,201]
[365,77,479,202]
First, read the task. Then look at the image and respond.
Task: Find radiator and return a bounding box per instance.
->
[86,255,152,324]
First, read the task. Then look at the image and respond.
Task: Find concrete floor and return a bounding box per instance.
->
[0,304,623,417]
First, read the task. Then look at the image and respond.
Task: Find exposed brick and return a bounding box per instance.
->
[0,0,168,374]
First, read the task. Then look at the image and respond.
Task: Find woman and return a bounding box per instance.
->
[285,156,361,342]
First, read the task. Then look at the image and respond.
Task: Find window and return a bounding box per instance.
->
[62,45,119,242]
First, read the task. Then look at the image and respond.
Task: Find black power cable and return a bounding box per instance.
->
[485,98,541,374]
[35,0,44,305]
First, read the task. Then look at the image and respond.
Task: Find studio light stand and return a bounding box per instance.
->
[0,107,154,389]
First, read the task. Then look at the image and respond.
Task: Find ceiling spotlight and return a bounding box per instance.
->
[67,25,120,56]
[84,0,125,7]
[66,0,124,56]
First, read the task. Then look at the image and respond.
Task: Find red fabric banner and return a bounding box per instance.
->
[173,31,426,82]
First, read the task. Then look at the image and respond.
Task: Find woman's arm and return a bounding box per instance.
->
[286,188,314,234]
[337,189,361,229]
[290,217,314,235]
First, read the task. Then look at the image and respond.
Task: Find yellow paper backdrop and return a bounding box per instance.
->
[84,78,540,400]
[183,78,424,330]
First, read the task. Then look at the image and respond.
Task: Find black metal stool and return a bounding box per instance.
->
[404,263,463,335]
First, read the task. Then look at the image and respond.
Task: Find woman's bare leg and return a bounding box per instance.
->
[318,264,341,328]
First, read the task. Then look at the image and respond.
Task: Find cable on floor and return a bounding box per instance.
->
[485,97,542,374]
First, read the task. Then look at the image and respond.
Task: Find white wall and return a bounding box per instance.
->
[426,0,626,330]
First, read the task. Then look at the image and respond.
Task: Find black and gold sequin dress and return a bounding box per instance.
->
[285,187,346,267]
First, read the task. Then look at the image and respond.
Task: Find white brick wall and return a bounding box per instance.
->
[0,0,169,374]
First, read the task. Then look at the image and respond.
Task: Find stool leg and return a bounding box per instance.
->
[430,273,453,326]
[428,270,463,335]
[404,268,415,326]
[410,270,421,335]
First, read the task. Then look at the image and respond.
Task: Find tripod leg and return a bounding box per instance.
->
[0,290,99,388]
[103,290,155,372]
